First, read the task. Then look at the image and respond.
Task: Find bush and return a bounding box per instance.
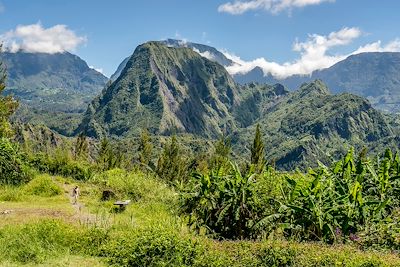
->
[29,152,94,181]
[181,162,271,239]
[0,220,76,264]
[0,137,30,185]
[0,185,23,201]
[100,226,203,267]
[92,168,175,204]
[23,174,63,197]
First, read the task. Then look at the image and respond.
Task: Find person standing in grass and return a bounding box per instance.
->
[72,185,80,205]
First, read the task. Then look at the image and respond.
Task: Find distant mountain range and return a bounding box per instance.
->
[234,52,400,113]
[1,51,108,113]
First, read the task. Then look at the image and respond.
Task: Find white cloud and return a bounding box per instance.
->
[218,0,334,15]
[89,65,104,75]
[353,39,400,54]
[0,23,86,53]
[223,27,400,79]
[192,48,216,61]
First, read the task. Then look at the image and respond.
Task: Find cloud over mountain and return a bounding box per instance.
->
[0,23,86,53]
[223,27,400,79]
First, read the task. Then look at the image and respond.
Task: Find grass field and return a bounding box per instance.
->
[1,172,400,266]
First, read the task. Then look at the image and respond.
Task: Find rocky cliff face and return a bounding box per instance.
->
[79,41,239,138]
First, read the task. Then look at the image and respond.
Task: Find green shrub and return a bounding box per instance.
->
[0,185,23,201]
[92,168,175,204]
[23,174,62,197]
[0,137,30,185]
[100,226,203,267]
[257,243,297,267]
[181,162,271,239]
[0,220,76,264]
[29,152,94,181]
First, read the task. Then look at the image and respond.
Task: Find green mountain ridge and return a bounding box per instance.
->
[1,51,108,113]
[233,80,395,169]
[78,41,398,169]
[79,41,239,138]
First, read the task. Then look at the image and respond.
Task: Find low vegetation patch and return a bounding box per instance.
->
[23,174,63,197]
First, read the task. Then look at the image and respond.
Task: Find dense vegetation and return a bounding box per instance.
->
[3,43,400,266]
[3,125,400,265]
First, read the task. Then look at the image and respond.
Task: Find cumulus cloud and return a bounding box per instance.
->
[0,23,86,53]
[353,39,400,54]
[222,27,400,79]
[192,48,216,61]
[218,0,334,15]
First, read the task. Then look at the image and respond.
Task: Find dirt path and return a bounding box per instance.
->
[60,181,112,227]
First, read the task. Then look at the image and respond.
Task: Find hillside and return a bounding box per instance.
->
[79,41,239,138]
[1,51,108,113]
[77,41,399,169]
[233,80,395,169]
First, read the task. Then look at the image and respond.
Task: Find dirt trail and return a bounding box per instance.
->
[60,182,111,227]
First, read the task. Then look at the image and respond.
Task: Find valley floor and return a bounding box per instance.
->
[1,172,400,267]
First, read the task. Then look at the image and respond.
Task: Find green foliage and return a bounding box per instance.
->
[250,124,266,173]
[276,147,400,243]
[234,80,393,170]
[137,128,154,169]
[92,168,176,204]
[0,185,23,201]
[74,133,89,161]
[97,138,122,171]
[0,137,30,185]
[0,220,76,264]
[100,226,202,267]
[29,151,93,181]
[23,174,62,197]
[0,48,19,138]
[209,135,232,172]
[182,162,269,239]
[156,136,188,183]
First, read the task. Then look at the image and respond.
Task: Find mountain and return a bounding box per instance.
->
[1,51,108,113]
[78,41,239,138]
[78,41,398,169]
[109,39,234,82]
[109,57,129,82]
[234,52,400,113]
[233,80,395,169]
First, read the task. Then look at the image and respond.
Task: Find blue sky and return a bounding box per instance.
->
[1,0,399,77]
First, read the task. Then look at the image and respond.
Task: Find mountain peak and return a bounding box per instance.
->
[79,41,239,138]
[297,80,330,98]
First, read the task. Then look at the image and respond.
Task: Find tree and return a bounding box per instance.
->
[210,135,232,172]
[74,133,89,161]
[138,128,153,169]
[156,135,186,183]
[97,138,122,171]
[0,45,19,138]
[250,124,265,173]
